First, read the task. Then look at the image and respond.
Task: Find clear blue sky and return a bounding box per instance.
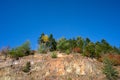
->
[0,0,120,49]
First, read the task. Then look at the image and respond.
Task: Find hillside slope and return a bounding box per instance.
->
[0,52,119,80]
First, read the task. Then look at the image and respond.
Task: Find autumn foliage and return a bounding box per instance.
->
[100,54,120,66]
[72,47,81,53]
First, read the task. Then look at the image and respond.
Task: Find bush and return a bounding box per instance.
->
[67,77,72,80]
[0,46,10,60]
[102,58,119,80]
[65,49,70,55]
[72,47,81,53]
[101,54,120,66]
[9,49,25,59]
[57,38,71,52]
[38,45,47,54]
[107,54,120,66]
[8,41,31,59]
[30,50,36,55]
[84,42,95,58]
[51,52,57,58]
[23,61,31,73]
[20,40,31,56]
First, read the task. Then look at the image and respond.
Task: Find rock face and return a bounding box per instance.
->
[0,53,106,80]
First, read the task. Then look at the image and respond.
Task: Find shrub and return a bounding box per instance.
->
[101,54,120,66]
[38,45,47,54]
[65,49,70,55]
[67,77,72,80]
[102,58,119,80]
[84,42,95,58]
[30,50,36,55]
[0,46,10,60]
[95,43,103,59]
[8,41,31,59]
[51,52,57,58]
[72,47,81,53]
[9,48,25,59]
[20,40,31,56]
[57,38,69,52]
[23,61,31,73]
[107,54,120,66]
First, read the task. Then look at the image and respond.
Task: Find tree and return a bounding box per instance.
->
[57,38,70,52]
[83,38,90,53]
[38,44,47,53]
[38,33,49,53]
[42,35,49,43]
[68,38,77,52]
[21,40,31,56]
[95,41,103,59]
[48,34,57,51]
[103,58,119,80]
[38,33,45,45]
[101,39,113,54]
[85,38,91,46]
[113,46,120,54]
[76,37,84,53]
[84,42,95,58]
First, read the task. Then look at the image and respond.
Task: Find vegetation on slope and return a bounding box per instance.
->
[1,33,120,64]
[38,33,120,62]
[0,33,120,80]
[102,58,119,80]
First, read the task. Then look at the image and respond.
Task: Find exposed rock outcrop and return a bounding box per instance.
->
[0,53,110,80]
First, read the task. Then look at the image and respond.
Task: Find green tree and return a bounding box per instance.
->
[101,39,113,54]
[68,38,77,51]
[38,33,45,45]
[21,40,31,56]
[83,38,90,53]
[85,38,91,46]
[48,34,57,51]
[103,58,119,80]
[57,38,71,52]
[76,37,84,52]
[113,46,120,54]
[95,41,103,59]
[84,42,95,58]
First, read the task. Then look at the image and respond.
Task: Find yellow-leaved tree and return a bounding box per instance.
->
[42,35,49,43]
